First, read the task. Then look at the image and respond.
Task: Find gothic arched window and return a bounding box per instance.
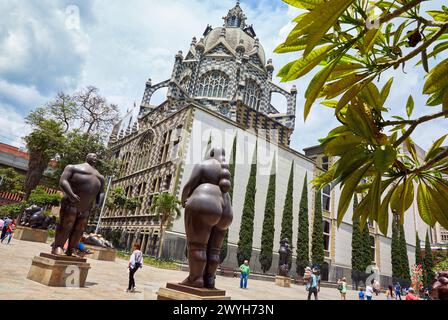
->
[197,71,229,99]
[244,79,262,110]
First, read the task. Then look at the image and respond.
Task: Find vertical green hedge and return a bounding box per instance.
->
[423,231,435,287]
[295,174,309,275]
[311,189,324,266]
[392,216,411,286]
[237,143,257,266]
[280,162,294,243]
[415,232,422,267]
[259,157,276,273]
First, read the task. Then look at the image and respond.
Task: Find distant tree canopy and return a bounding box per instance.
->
[278,0,448,233]
[0,168,24,194]
[22,86,119,194]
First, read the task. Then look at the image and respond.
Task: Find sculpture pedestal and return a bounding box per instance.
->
[15,226,48,243]
[27,253,91,287]
[157,283,231,300]
[275,275,292,288]
[84,245,116,261]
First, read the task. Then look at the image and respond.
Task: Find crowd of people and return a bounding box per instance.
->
[354,281,432,300]
[0,217,16,245]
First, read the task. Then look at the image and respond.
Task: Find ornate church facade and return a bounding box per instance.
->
[99,2,429,284]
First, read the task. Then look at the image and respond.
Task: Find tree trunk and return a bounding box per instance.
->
[24,149,47,200]
[157,214,165,259]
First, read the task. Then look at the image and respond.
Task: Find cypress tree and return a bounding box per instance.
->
[399,222,411,286]
[423,231,435,288]
[391,215,401,283]
[237,143,257,266]
[280,162,294,242]
[361,219,373,271]
[219,135,237,264]
[351,195,364,288]
[259,157,276,273]
[296,174,309,276]
[415,232,422,267]
[311,189,324,266]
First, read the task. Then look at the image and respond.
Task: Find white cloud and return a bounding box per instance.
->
[0,102,30,147]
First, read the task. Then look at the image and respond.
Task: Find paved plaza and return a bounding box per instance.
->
[0,239,364,300]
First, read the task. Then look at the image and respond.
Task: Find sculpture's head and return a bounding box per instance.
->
[86,153,98,166]
[209,147,226,163]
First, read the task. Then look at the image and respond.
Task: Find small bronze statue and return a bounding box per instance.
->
[29,212,56,230]
[20,205,43,226]
[83,232,114,248]
[52,153,105,256]
[278,238,292,277]
[432,271,448,300]
[181,147,233,289]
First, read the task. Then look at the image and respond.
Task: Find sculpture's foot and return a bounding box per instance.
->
[203,276,216,289]
[181,276,204,288]
[51,247,65,256]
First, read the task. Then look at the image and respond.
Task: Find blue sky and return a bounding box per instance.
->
[0,0,446,153]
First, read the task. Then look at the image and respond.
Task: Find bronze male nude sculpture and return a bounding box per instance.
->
[181,147,233,289]
[52,153,105,256]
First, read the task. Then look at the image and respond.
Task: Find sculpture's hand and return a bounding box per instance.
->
[69,194,81,203]
[182,199,187,208]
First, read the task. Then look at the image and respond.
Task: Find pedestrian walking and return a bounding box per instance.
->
[373,279,381,296]
[1,216,12,240]
[365,283,374,300]
[125,243,143,292]
[307,268,320,300]
[1,220,15,244]
[386,285,395,300]
[239,260,250,289]
[337,277,348,300]
[358,288,365,300]
[395,282,402,300]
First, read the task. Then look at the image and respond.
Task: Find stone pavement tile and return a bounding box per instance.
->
[0,239,376,300]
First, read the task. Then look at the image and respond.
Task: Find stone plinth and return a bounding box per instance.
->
[84,245,116,261]
[15,226,48,243]
[275,275,292,288]
[157,283,231,300]
[27,253,91,287]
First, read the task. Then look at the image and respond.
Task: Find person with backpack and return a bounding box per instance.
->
[307,268,320,300]
[1,219,15,244]
[338,277,348,300]
[1,217,12,240]
[125,243,143,292]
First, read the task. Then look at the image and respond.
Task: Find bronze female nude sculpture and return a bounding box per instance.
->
[52,153,105,256]
[181,147,233,289]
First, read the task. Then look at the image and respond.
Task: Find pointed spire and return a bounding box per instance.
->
[223,0,247,28]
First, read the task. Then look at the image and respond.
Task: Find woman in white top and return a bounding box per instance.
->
[365,284,374,300]
[126,243,143,292]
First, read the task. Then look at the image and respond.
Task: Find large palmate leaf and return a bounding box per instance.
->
[337,161,372,226]
[285,0,355,56]
[279,45,335,81]
[423,59,448,94]
[416,182,436,226]
[304,57,342,119]
[282,0,325,9]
